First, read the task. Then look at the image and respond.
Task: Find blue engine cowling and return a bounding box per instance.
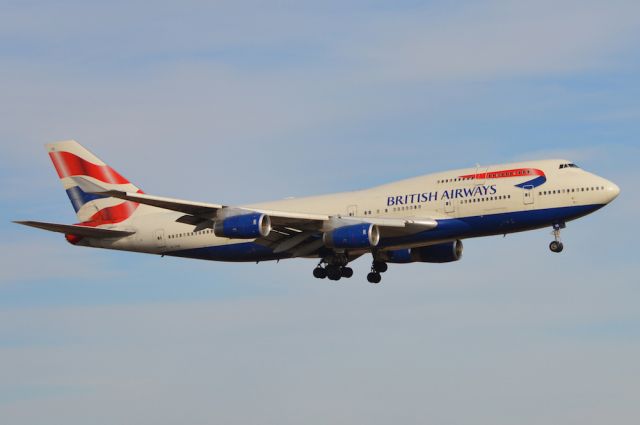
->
[381,248,414,263]
[381,240,463,263]
[323,223,380,249]
[412,240,463,263]
[213,213,271,239]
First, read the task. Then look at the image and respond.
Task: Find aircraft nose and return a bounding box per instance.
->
[604,180,620,203]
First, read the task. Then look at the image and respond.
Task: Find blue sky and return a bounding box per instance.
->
[1,1,640,423]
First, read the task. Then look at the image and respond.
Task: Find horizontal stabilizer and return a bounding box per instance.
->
[14,220,135,238]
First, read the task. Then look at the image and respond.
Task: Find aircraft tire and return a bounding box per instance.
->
[367,272,381,284]
[373,261,388,273]
[549,241,564,253]
[341,267,354,278]
[326,265,342,281]
[313,267,327,279]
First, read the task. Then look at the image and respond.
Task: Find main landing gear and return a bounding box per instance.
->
[312,257,388,283]
[367,260,388,284]
[312,257,353,282]
[549,222,565,253]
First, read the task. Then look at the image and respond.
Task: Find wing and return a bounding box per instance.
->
[71,176,438,256]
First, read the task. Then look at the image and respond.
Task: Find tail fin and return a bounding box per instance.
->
[47,140,144,226]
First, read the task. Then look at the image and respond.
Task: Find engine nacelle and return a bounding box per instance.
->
[412,240,463,263]
[380,248,413,263]
[323,223,380,249]
[213,213,271,239]
[380,240,463,264]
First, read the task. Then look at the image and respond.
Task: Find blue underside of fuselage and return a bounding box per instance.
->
[164,204,605,262]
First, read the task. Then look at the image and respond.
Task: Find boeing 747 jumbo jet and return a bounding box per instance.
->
[16,141,620,283]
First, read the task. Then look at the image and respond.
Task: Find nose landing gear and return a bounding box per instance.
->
[549,223,565,253]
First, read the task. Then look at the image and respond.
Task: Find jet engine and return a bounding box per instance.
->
[381,240,463,263]
[213,213,271,239]
[323,223,380,249]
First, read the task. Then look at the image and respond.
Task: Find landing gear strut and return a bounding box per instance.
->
[549,223,565,253]
[367,260,388,284]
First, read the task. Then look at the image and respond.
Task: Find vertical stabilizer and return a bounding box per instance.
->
[46,140,146,226]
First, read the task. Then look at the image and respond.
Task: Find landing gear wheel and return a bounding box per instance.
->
[549,241,564,253]
[326,265,342,281]
[313,267,327,279]
[373,261,388,273]
[367,272,382,284]
[341,267,354,278]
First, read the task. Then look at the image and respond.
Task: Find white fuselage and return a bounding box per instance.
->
[81,159,619,261]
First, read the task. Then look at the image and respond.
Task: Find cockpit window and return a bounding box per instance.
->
[559,163,579,169]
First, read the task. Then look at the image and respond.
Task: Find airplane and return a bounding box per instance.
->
[15,140,620,283]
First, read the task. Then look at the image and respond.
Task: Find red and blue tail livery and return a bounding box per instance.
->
[16,140,620,284]
[46,140,145,227]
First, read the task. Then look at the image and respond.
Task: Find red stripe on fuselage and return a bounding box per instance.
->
[49,151,130,184]
[459,168,545,180]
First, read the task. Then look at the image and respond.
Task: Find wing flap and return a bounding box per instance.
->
[14,221,135,238]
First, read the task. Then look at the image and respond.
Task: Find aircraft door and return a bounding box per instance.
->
[522,185,534,205]
[475,167,488,185]
[444,199,455,214]
[153,229,166,249]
